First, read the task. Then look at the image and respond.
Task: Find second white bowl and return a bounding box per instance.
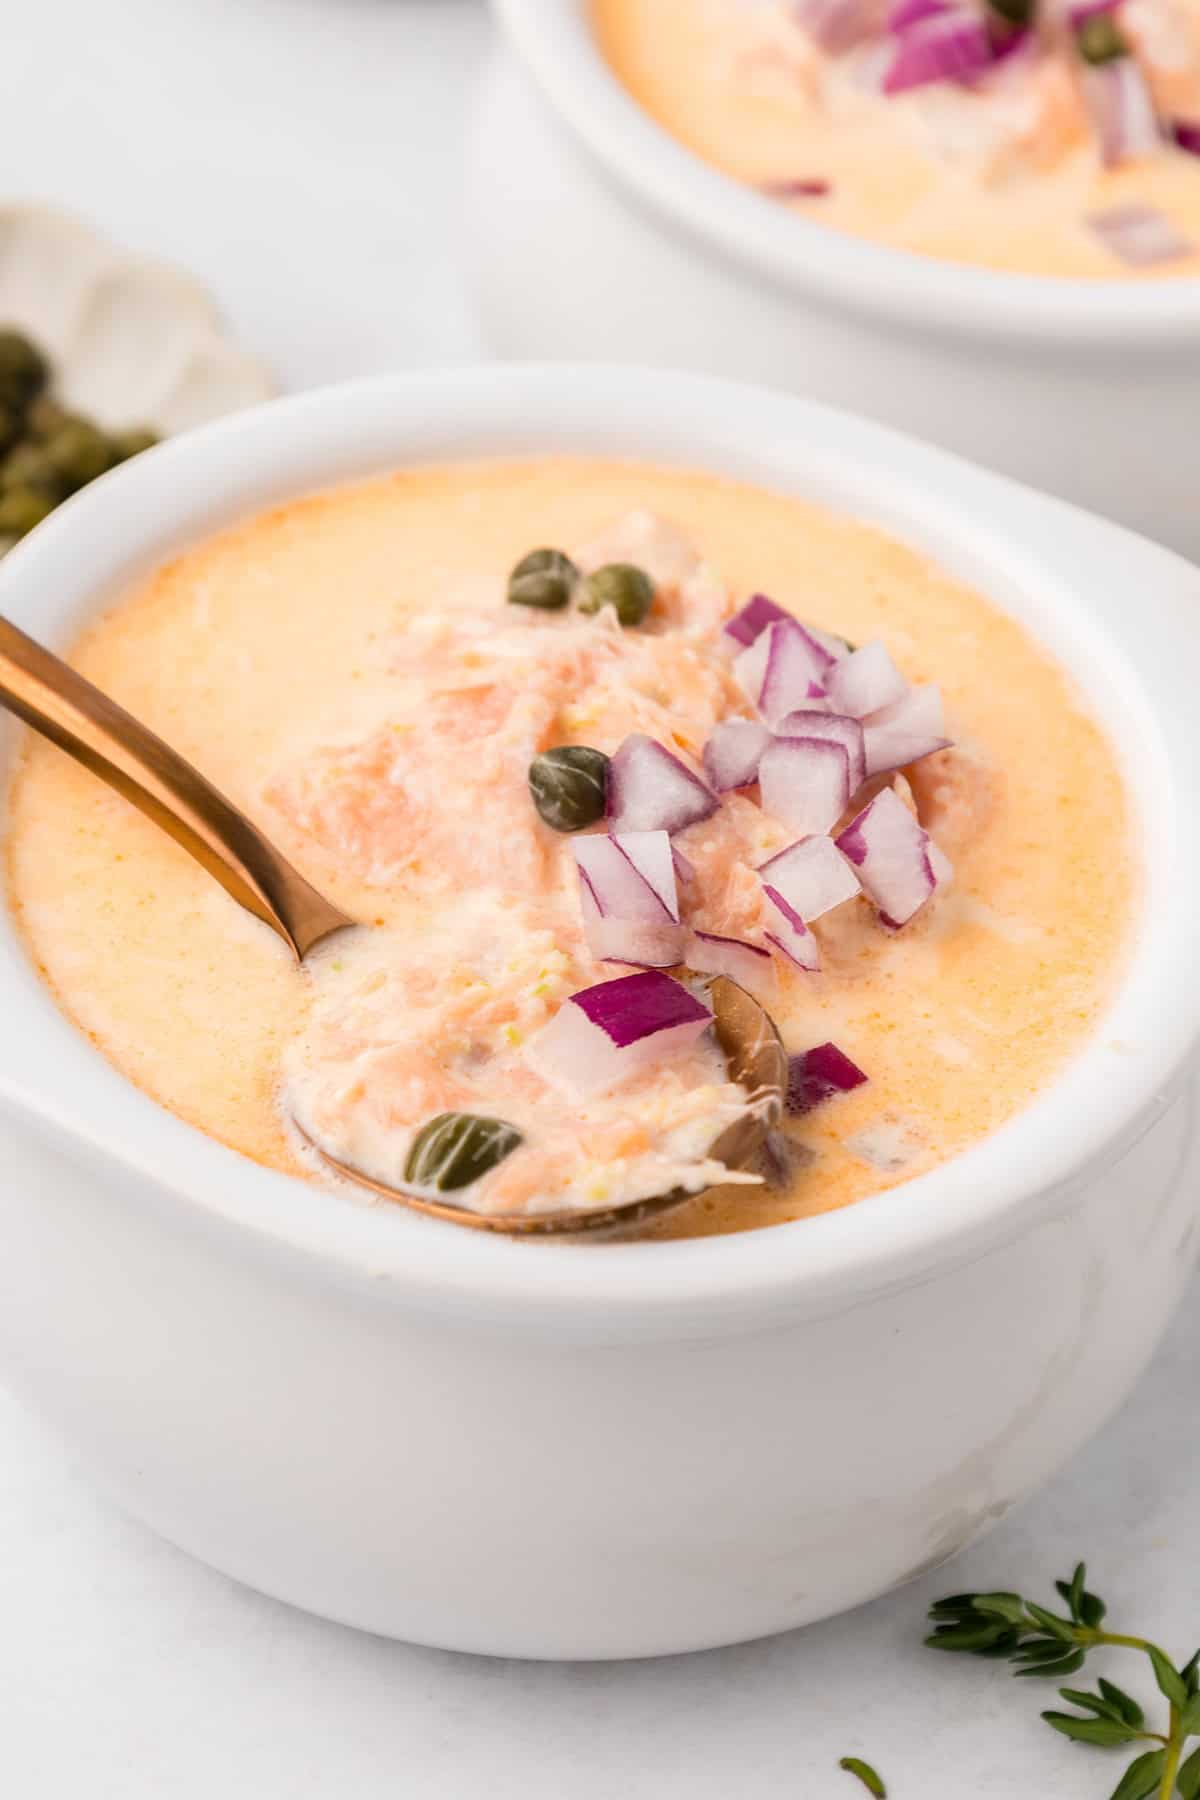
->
[470,0,1200,562]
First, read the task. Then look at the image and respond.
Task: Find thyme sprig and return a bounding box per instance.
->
[926,1564,1200,1798]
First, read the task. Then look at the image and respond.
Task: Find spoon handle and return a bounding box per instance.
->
[0,615,353,960]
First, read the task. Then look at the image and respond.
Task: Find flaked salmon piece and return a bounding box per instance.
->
[266,685,558,894]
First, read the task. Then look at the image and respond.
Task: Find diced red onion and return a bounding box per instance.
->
[526,970,712,1098]
[702,717,773,791]
[883,8,996,94]
[794,0,879,54]
[574,829,679,923]
[1088,200,1193,264]
[1081,57,1163,167]
[787,1042,869,1116]
[835,787,949,928]
[737,619,830,727]
[685,929,775,989]
[721,592,791,652]
[758,834,862,921]
[862,684,951,776]
[827,640,908,720]
[761,178,832,199]
[758,736,851,836]
[762,886,821,972]
[775,708,867,792]
[1173,119,1200,156]
[608,732,717,835]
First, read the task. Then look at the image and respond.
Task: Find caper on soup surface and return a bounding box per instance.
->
[7,459,1134,1236]
[594,0,1200,277]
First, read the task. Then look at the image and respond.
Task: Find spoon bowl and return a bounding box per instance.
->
[295,973,787,1236]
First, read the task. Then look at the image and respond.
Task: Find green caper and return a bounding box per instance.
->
[507,547,577,610]
[528,745,610,833]
[0,485,57,539]
[0,329,48,414]
[0,441,63,497]
[109,426,159,462]
[1076,11,1127,62]
[577,562,655,628]
[404,1112,524,1193]
[44,419,116,493]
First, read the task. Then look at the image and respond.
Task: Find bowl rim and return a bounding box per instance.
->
[493,0,1200,348]
[1,363,1199,1336]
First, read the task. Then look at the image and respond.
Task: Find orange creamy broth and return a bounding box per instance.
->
[593,0,1200,278]
[5,457,1134,1237]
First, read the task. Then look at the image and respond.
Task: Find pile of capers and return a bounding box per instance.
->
[506,545,655,629]
[0,328,158,548]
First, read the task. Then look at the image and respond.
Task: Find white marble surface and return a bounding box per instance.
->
[1,2,1198,1794]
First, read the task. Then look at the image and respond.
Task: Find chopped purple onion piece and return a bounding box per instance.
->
[736,618,830,727]
[685,929,776,990]
[758,736,852,836]
[762,886,822,971]
[573,830,679,923]
[608,733,718,836]
[883,7,996,94]
[721,592,792,651]
[526,971,712,1098]
[786,1042,869,1116]
[827,640,908,720]
[758,833,861,921]
[703,716,773,791]
[835,787,950,928]
[1173,119,1200,156]
[863,684,951,776]
[775,708,867,792]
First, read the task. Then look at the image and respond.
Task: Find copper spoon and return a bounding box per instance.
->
[0,615,785,1235]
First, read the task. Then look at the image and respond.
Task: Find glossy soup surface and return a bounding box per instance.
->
[594,0,1200,278]
[7,458,1134,1236]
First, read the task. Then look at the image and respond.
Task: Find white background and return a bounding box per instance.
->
[2,2,1198,1794]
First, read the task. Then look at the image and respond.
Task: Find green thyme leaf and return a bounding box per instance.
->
[1016,1648,1087,1680]
[1098,1679,1145,1730]
[1079,1590,1108,1629]
[970,1592,1029,1626]
[1182,1650,1200,1699]
[1179,1692,1200,1736]
[1177,1744,1200,1800]
[838,1757,886,1797]
[1147,1645,1189,1711]
[1026,1602,1078,1643]
[1041,1711,1142,1747]
[1108,1748,1166,1800]
[1068,1563,1088,1623]
[1058,1685,1130,1725]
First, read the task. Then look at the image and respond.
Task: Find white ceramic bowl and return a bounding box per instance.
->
[469,1,1200,562]
[0,366,1198,1660]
